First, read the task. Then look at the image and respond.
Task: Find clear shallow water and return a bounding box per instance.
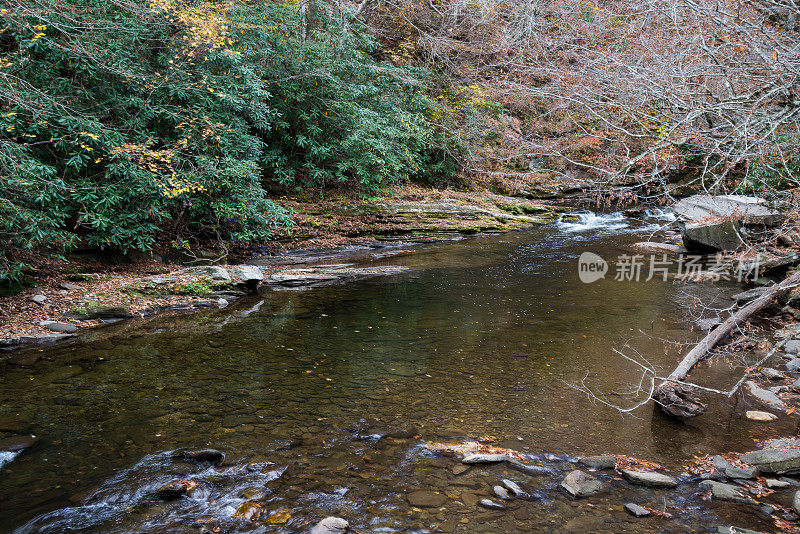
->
[0,216,789,533]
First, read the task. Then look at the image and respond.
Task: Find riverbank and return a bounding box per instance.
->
[0,188,565,351]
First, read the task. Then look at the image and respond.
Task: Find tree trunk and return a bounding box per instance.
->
[654,269,800,419]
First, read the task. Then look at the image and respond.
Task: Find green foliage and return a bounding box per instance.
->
[0,0,451,279]
[737,143,800,194]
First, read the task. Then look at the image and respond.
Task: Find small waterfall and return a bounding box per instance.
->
[557,211,628,232]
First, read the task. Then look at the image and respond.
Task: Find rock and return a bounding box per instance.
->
[0,435,39,453]
[766,478,791,488]
[560,470,603,497]
[761,367,785,380]
[578,455,617,470]
[452,464,470,475]
[187,265,231,282]
[632,242,683,255]
[732,287,770,305]
[699,480,751,502]
[501,479,529,499]
[786,340,800,355]
[745,381,787,409]
[70,302,132,320]
[60,282,80,290]
[232,501,262,521]
[725,466,759,479]
[462,453,510,464]
[746,410,778,421]
[479,498,504,509]
[155,480,198,500]
[407,490,447,508]
[507,459,553,475]
[624,503,651,517]
[792,378,800,392]
[230,266,263,289]
[793,490,800,515]
[717,527,765,534]
[217,298,229,307]
[740,448,800,474]
[180,449,225,466]
[31,294,47,305]
[787,359,800,373]
[39,321,78,334]
[712,455,731,471]
[310,517,349,534]
[621,469,678,488]
[493,485,510,499]
[673,195,783,251]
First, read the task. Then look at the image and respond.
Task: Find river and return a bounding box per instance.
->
[0,212,786,532]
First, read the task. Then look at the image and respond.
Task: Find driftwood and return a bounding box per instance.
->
[654,269,800,419]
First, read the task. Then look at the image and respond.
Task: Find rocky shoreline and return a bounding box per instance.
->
[0,192,564,354]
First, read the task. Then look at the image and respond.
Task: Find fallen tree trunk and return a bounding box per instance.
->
[654,269,800,419]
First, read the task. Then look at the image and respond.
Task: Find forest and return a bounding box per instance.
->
[1,0,798,281]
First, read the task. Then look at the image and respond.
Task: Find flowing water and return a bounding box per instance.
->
[0,213,791,533]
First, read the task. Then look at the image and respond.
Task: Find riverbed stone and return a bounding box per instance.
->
[501,479,529,498]
[786,340,800,355]
[0,434,39,453]
[310,517,349,534]
[479,498,504,509]
[39,321,78,334]
[725,466,759,479]
[493,485,510,499]
[70,302,132,320]
[624,503,651,517]
[740,448,800,474]
[230,266,263,289]
[746,410,778,421]
[407,490,447,508]
[621,469,678,488]
[761,367,785,380]
[786,359,800,373]
[462,453,510,464]
[745,381,787,409]
[31,294,47,305]
[765,478,791,488]
[560,470,603,497]
[578,455,617,470]
[717,527,765,534]
[452,464,470,475]
[700,480,751,502]
[180,449,225,465]
[155,480,198,500]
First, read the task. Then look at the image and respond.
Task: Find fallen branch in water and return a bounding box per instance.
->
[654,270,800,419]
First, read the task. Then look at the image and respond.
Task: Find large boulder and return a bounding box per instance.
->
[673,195,783,251]
[229,265,263,290]
[740,448,800,474]
[560,470,603,497]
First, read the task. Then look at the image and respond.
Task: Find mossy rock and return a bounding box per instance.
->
[69,302,132,320]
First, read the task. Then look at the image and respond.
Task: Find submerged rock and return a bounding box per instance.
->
[180,449,225,465]
[560,470,603,497]
[621,469,678,488]
[740,448,800,474]
[232,501,262,521]
[624,503,651,517]
[0,434,39,453]
[155,480,198,500]
[407,490,447,508]
[311,517,349,534]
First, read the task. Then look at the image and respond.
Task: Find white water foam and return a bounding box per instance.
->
[557,211,628,233]
[0,451,19,472]
[644,207,676,221]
